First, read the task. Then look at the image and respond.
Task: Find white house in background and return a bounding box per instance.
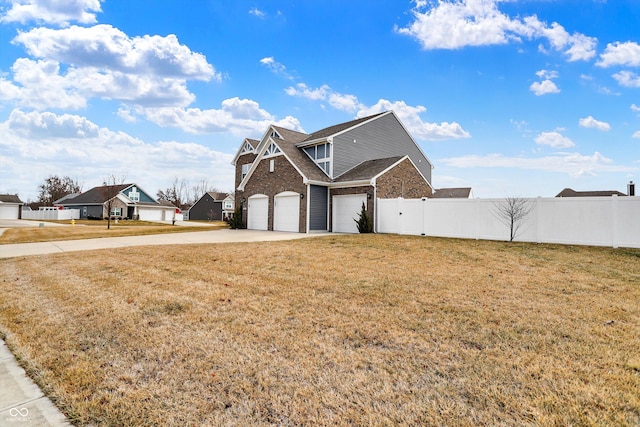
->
[0,194,24,219]
[56,183,179,221]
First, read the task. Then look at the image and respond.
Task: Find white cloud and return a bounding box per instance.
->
[260,57,293,79]
[142,97,305,136]
[13,25,217,80]
[440,151,633,178]
[0,0,102,26]
[535,131,575,148]
[0,109,235,200]
[357,99,471,141]
[579,116,611,131]
[249,8,265,18]
[7,109,99,138]
[285,83,330,101]
[632,104,640,115]
[632,131,640,139]
[396,0,596,61]
[612,71,640,88]
[8,57,196,109]
[597,41,640,67]
[284,79,470,140]
[535,69,558,80]
[530,79,560,96]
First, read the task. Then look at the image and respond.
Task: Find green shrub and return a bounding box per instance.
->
[354,202,373,233]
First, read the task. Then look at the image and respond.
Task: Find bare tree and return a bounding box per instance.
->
[157,177,220,210]
[494,196,533,242]
[37,175,83,207]
[101,174,126,230]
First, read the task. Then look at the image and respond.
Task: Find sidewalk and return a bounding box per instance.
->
[0,228,327,259]
[0,341,71,426]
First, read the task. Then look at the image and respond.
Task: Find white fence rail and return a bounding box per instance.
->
[377,196,640,249]
[22,209,80,220]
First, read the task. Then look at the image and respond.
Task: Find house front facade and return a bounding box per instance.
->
[57,183,178,221]
[188,192,235,221]
[233,111,434,233]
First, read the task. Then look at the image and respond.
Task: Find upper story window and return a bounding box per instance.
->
[304,143,331,176]
[128,187,140,202]
[241,163,252,180]
[264,142,282,158]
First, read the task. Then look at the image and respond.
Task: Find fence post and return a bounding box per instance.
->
[612,195,618,249]
[536,197,542,244]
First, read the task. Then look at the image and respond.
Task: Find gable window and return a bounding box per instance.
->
[264,142,282,158]
[128,187,140,202]
[242,163,252,180]
[303,142,331,176]
[270,130,281,139]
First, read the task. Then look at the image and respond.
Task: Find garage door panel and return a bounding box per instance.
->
[332,194,367,233]
[0,205,19,219]
[274,192,300,232]
[248,195,268,230]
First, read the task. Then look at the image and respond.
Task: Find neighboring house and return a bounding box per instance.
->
[433,187,473,199]
[0,194,24,219]
[57,183,178,221]
[188,192,234,221]
[556,188,627,197]
[233,110,434,233]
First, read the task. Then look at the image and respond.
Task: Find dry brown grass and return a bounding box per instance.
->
[0,220,227,244]
[0,235,639,426]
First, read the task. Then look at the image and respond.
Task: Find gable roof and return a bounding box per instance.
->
[231,138,260,165]
[58,184,131,205]
[0,194,23,204]
[556,188,627,197]
[297,112,386,145]
[433,188,473,198]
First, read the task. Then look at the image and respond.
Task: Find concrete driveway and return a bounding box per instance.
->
[0,229,330,259]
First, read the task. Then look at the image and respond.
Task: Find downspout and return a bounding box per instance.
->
[372,178,377,233]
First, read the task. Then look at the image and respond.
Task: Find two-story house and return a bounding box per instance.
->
[233,110,434,233]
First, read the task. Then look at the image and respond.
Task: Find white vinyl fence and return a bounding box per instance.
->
[22,208,80,220]
[377,196,640,249]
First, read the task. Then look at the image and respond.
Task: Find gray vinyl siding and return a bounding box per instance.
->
[189,198,223,221]
[332,113,432,183]
[309,185,328,230]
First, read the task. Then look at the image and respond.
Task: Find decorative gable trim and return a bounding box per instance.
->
[237,138,308,191]
[263,141,282,158]
[371,155,434,191]
[231,138,258,165]
[240,141,254,154]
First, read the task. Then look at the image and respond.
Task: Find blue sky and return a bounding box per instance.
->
[1,0,639,201]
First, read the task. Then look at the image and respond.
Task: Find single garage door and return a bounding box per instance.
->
[274,191,300,232]
[248,194,268,230]
[0,205,19,219]
[332,194,367,233]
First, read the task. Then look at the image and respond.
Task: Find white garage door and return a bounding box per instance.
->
[274,191,300,232]
[138,208,163,221]
[248,194,268,230]
[332,194,367,233]
[0,205,19,219]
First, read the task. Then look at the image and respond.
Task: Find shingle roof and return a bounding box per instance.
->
[60,184,132,204]
[300,112,386,143]
[0,194,23,204]
[556,188,627,197]
[246,138,260,148]
[334,156,404,182]
[271,126,331,183]
[433,188,472,198]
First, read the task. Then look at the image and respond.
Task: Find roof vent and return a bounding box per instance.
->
[628,181,635,197]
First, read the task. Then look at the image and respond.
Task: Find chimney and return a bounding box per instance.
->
[628,181,636,197]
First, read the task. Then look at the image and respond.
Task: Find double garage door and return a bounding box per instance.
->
[248,192,300,232]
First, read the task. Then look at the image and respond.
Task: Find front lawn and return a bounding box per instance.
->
[0,235,638,426]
